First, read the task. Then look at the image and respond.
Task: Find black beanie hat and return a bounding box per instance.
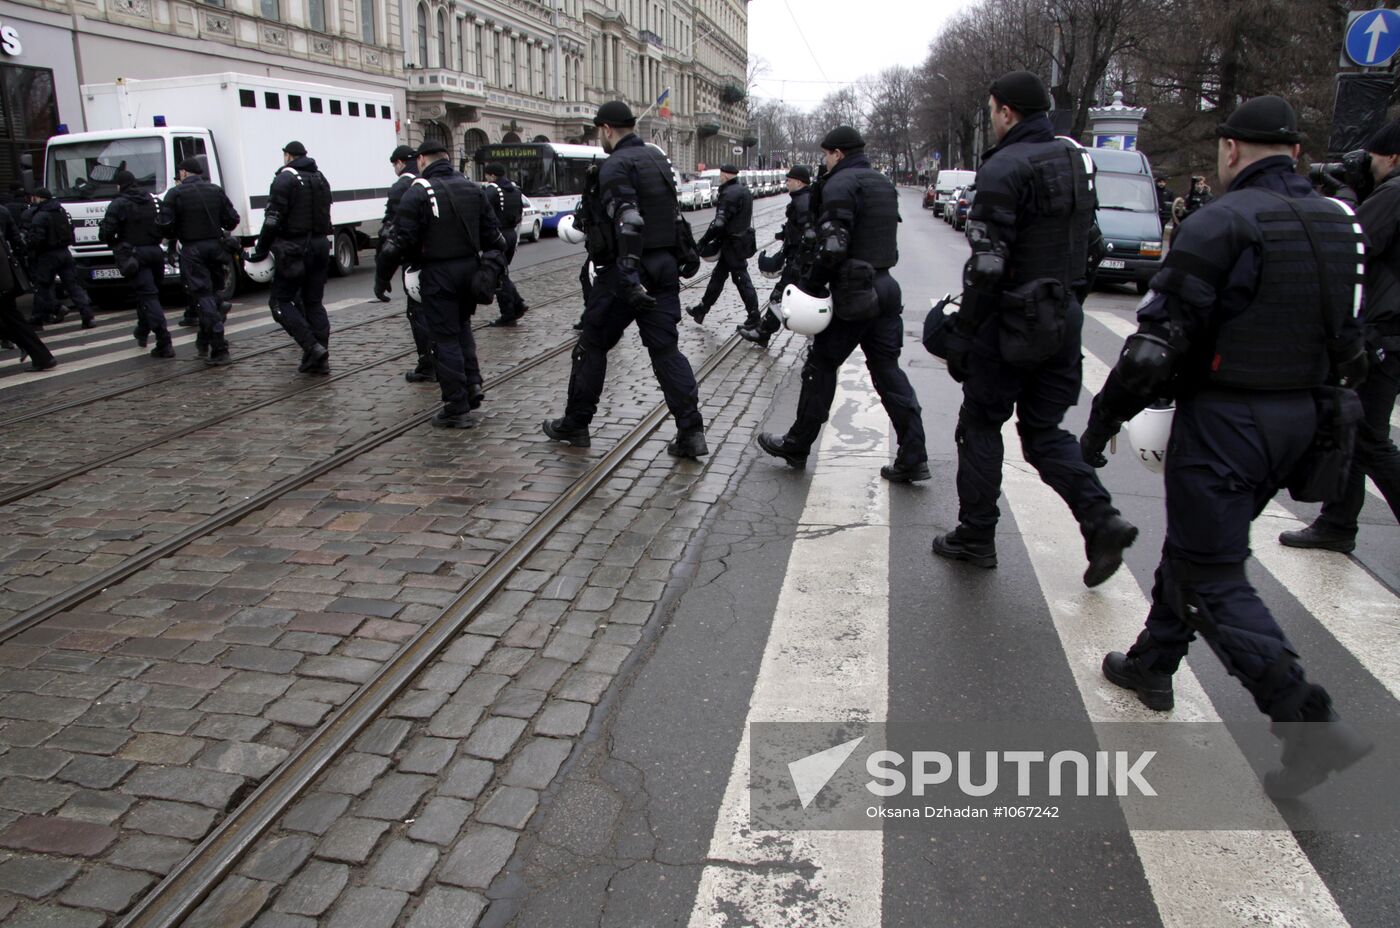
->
[786,165,812,183]
[1368,118,1400,155]
[594,100,636,128]
[989,71,1052,115]
[820,125,865,151]
[283,140,308,157]
[1216,95,1301,145]
[177,158,204,175]
[485,162,507,177]
[114,170,137,190]
[390,144,418,163]
[719,164,739,174]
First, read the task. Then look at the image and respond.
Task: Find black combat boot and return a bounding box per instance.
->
[931,527,997,569]
[757,432,808,469]
[1278,523,1355,554]
[880,458,931,483]
[1102,651,1174,711]
[467,384,486,409]
[685,303,709,324]
[298,343,330,373]
[150,341,176,359]
[1265,688,1373,799]
[133,326,149,347]
[542,418,591,448]
[432,407,476,429]
[666,429,709,459]
[1083,511,1139,588]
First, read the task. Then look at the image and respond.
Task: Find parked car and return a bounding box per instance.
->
[1087,148,1163,294]
[933,168,975,221]
[954,185,975,230]
[517,195,543,242]
[679,181,703,210]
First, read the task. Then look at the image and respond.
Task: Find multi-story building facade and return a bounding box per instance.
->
[0,0,405,186]
[401,0,747,175]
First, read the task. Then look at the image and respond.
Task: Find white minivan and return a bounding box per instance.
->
[933,169,976,221]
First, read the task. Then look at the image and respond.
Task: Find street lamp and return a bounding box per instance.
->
[935,72,954,169]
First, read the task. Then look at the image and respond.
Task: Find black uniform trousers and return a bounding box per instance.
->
[406,295,433,374]
[32,250,94,323]
[179,239,231,352]
[495,229,525,320]
[1313,350,1400,535]
[565,250,702,432]
[270,236,331,353]
[418,259,483,414]
[1129,390,1320,720]
[129,245,172,346]
[700,249,759,320]
[785,271,926,464]
[0,292,52,366]
[955,299,1114,539]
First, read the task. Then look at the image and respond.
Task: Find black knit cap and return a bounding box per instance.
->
[719,164,739,174]
[283,140,308,157]
[1368,117,1400,155]
[390,144,418,163]
[786,165,812,183]
[31,187,52,199]
[594,100,636,128]
[989,70,1052,115]
[820,125,865,151]
[114,170,137,189]
[417,140,449,155]
[177,158,204,175]
[1216,95,1301,144]
[485,162,507,177]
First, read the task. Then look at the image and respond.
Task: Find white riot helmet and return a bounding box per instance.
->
[757,249,784,279]
[557,212,585,244]
[403,267,422,301]
[244,253,275,284]
[780,283,832,336]
[1125,404,1174,473]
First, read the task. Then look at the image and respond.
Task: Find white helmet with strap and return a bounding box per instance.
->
[557,212,585,244]
[780,283,832,336]
[1125,404,1174,473]
[403,266,422,301]
[243,253,275,283]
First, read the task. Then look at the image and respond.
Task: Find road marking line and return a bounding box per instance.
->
[688,360,888,928]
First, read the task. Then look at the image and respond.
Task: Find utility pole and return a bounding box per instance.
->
[935,72,953,169]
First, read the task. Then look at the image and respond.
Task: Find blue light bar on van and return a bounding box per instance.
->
[55,124,69,135]
[154,115,167,127]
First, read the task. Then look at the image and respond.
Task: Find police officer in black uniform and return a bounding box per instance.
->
[1080,95,1372,797]
[688,164,759,329]
[249,140,334,374]
[926,72,1136,583]
[0,205,53,370]
[375,140,505,428]
[160,158,240,364]
[483,162,529,327]
[100,169,175,358]
[1280,118,1400,551]
[23,187,97,329]
[757,126,929,481]
[740,164,814,348]
[542,100,707,457]
[383,144,435,383]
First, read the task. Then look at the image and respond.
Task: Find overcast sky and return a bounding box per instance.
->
[746,0,976,108]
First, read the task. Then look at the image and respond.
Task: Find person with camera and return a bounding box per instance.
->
[542,100,707,458]
[1184,175,1213,216]
[0,204,53,370]
[159,159,240,365]
[23,187,96,330]
[1281,120,1400,551]
[755,125,928,482]
[1079,95,1372,798]
[925,71,1136,580]
[100,170,174,358]
[248,141,334,374]
[687,164,759,330]
[375,140,505,429]
[740,165,815,348]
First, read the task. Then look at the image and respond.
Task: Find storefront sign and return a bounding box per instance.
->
[0,23,23,56]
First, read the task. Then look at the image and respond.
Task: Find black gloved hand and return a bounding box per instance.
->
[1079,419,1118,468]
[245,247,269,264]
[678,255,700,279]
[373,277,392,302]
[622,282,657,311]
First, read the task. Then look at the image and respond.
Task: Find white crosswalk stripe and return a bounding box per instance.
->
[688,363,889,928]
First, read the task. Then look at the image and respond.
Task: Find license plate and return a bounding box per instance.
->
[90,267,123,280]
[1100,259,1125,270]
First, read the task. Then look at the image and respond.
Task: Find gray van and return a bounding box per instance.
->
[1088,148,1163,294]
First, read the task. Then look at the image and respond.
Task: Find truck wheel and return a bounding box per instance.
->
[330,231,357,278]
[219,257,239,302]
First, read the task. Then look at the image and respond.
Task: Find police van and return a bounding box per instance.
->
[43,73,397,296]
[1086,147,1164,294]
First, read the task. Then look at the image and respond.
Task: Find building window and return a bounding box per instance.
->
[360,0,376,44]
[239,89,256,108]
[417,3,428,66]
[265,92,281,109]
[330,99,342,114]
[349,101,360,116]
[260,0,279,20]
[474,25,483,77]
[310,97,324,113]
[493,32,502,86]
[381,105,391,119]
[437,9,447,68]
[308,0,325,32]
[455,18,464,71]
[288,95,302,111]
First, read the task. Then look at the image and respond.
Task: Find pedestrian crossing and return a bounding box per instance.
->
[680,320,1397,927]
[0,296,369,389]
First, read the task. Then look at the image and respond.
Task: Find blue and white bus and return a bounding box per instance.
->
[471,142,606,233]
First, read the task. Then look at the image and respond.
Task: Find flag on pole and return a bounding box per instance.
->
[657,87,671,119]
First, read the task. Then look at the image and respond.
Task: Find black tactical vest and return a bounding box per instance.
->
[495,183,523,228]
[281,168,333,236]
[845,169,900,268]
[170,180,226,242]
[1006,140,1095,287]
[719,181,753,236]
[783,187,813,244]
[1208,190,1364,390]
[122,192,163,246]
[613,144,678,250]
[415,174,482,262]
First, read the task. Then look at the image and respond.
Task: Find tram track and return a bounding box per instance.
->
[0,204,788,643]
[113,324,748,928]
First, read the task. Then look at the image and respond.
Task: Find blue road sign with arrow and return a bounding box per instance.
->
[1345,9,1400,68]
